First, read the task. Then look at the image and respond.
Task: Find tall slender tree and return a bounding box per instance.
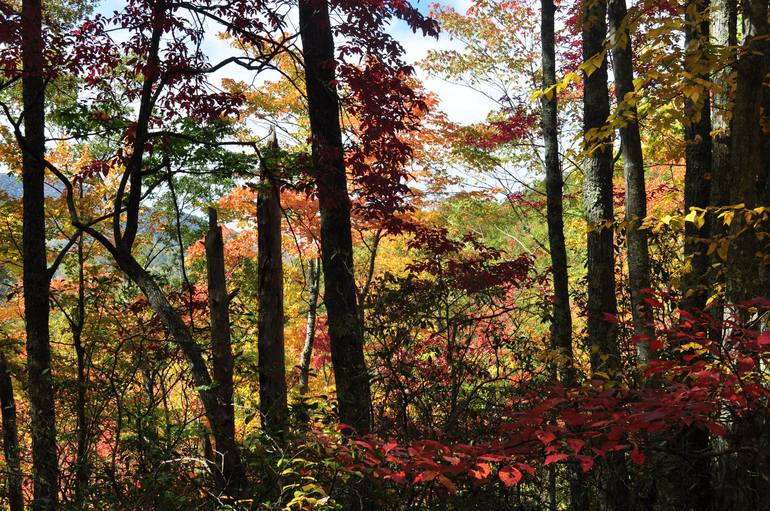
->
[608,0,654,365]
[726,1,770,507]
[674,2,716,509]
[298,0,372,434]
[582,0,629,507]
[726,0,769,304]
[20,0,58,507]
[540,0,575,386]
[582,0,621,377]
[256,132,289,436]
[205,207,248,493]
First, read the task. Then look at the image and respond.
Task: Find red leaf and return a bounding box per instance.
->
[630,449,646,465]
[536,430,556,446]
[757,332,770,346]
[544,453,569,465]
[414,470,438,484]
[566,438,585,455]
[578,455,595,472]
[498,466,522,487]
[470,463,491,480]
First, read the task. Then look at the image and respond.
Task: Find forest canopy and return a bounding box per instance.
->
[1,0,770,509]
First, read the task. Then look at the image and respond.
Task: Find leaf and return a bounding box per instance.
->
[630,449,646,465]
[544,453,569,465]
[536,430,556,446]
[470,463,491,480]
[566,438,585,455]
[498,466,522,487]
[414,470,438,484]
[757,332,770,346]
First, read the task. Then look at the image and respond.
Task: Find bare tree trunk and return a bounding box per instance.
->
[726,2,770,508]
[0,354,23,511]
[541,0,575,386]
[20,0,58,507]
[299,0,372,434]
[204,207,249,493]
[672,3,716,510]
[582,0,621,379]
[608,0,654,365]
[541,1,584,508]
[299,258,321,395]
[708,0,737,338]
[256,133,289,437]
[582,0,629,508]
[726,0,768,304]
[681,0,713,313]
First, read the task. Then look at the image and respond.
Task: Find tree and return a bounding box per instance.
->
[540,0,575,385]
[257,132,289,436]
[204,207,248,493]
[299,257,321,395]
[298,0,372,434]
[608,0,654,364]
[581,0,629,508]
[20,0,58,507]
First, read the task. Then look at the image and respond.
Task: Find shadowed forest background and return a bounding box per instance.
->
[1,0,770,509]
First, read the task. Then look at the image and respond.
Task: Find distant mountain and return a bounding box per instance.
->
[0,173,22,198]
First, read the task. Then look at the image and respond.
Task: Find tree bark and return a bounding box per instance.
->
[608,0,654,365]
[708,0,737,336]
[21,0,58,507]
[541,0,576,386]
[681,0,713,313]
[299,0,372,434]
[582,1,629,508]
[672,3,716,510]
[582,0,621,377]
[726,2,770,508]
[256,134,289,436]
[0,354,23,511]
[299,258,321,395]
[726,0,768,304]
[204,207,249,492]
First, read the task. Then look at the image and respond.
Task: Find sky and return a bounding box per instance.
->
[388,0,498,125]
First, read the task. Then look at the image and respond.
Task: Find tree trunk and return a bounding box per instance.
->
[582,1,629,508]
[681,0,713,313]
[671,3,716,510]
[299,0,372,434]
[541,0,575,386]
[726,0,768,304]
[0,354,23,511]
[726,2,770,508]
[608,0,654,365]
[299,258,321,395]
[256,134,289,437]
[204,207,249,493]
[541,1,585,507]
[708,0,737,336]
[21,0,58,507]
[582,0,621,378]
